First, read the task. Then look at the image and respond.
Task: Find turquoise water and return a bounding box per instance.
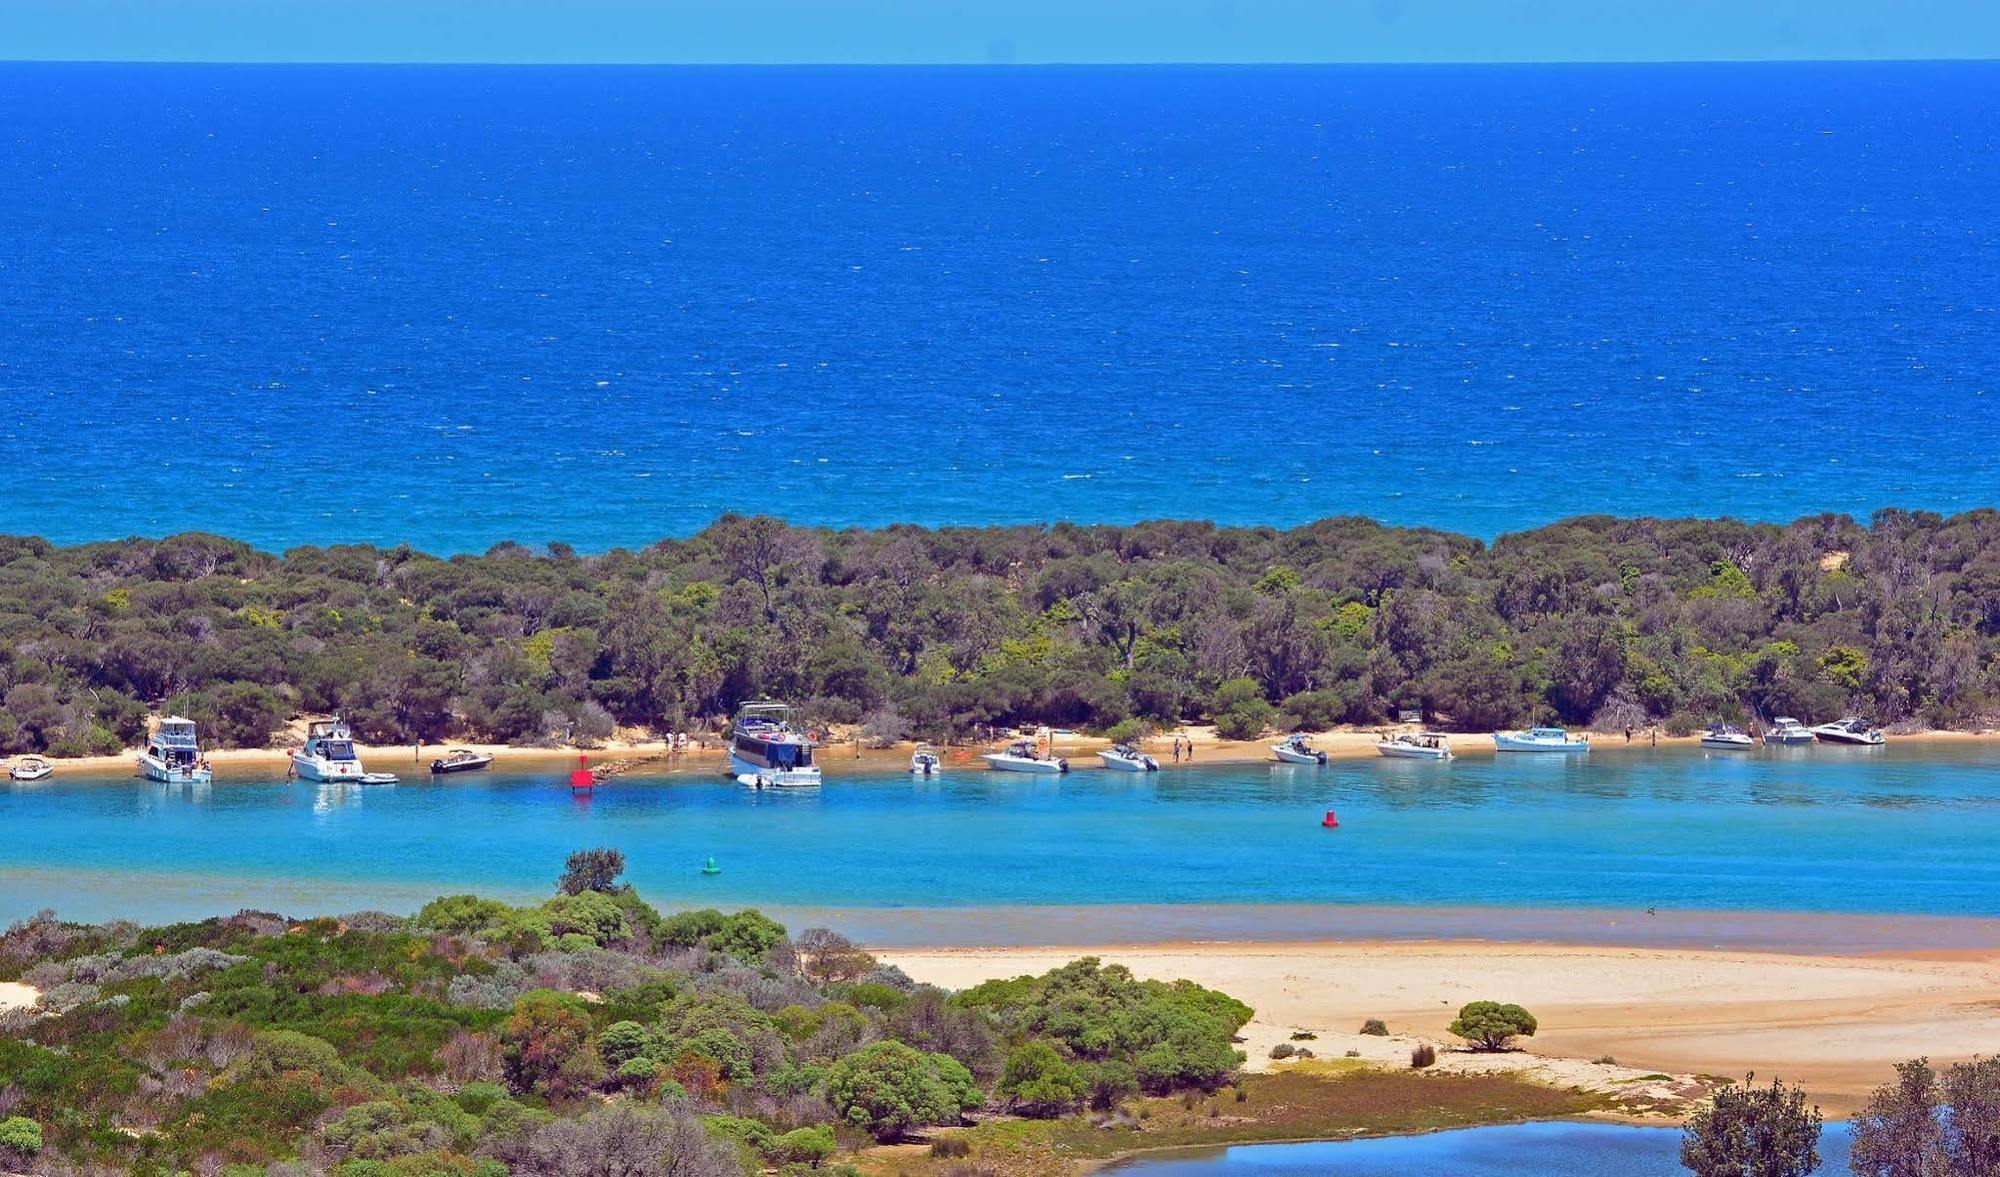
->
[7,744,2000,927]
[3,62,1998,550]
[1107,1122,1856,1175]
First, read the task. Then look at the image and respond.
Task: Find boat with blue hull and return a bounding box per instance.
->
[728,701,822,787]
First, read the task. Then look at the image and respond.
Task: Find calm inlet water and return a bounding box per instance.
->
[7,744,2000,927]
[1107,1122,1856,1176]
[2,62,1997,550]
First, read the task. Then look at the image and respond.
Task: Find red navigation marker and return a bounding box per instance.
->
[1320,809,1339,829]
[570,755,595,791]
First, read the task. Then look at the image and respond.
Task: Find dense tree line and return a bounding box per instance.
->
[0,855,1251,1174]
[3,508,1998,754]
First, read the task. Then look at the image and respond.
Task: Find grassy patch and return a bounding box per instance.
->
[853,1066,1602,1176]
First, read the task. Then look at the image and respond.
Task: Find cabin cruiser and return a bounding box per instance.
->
[1763,717,1815,745]
[138,716,213,784]
[910,744,943,775]
[1699,724,1756,750]
[290,718,366,782]
[7,755,52,782]
[1271,734,1328,765]
[429,748,494,775]
[981,738,1068,774]
[1098,743,1160,772]
[1812,717,1885,746]
[1493,727,1590,753]
[1376,732,1453,761]
[728,701,822,787]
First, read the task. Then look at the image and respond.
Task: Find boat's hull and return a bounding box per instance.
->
[1699,737,1754,751]
[1764,732,1814,745]
[1271,746,1326,765]
[1376,743,1451,761]
[982,754,1066,774]
[429,758,493,775]
[729,751,822,785]
[1098,752,1158,772]
[8,767,51,782]
[1812,730,1884,746]
[140,756,212,785]
[292,754,363,781]
[1493,734,1588,753]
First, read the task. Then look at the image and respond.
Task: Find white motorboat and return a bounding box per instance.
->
[728,701,822,787]
[1376,732,1453,761]
[1812,717,1885,746]
[982,739,1068,774]
[138,716,213,785]
[1271,735,1328,765]
[290,717,366,782]
[1763,717,1815,745]
[429,748,493,775]
[7,755,52,782]
[1493,727,1589,753]
[910,744,943,775]
[1098,744,1159,772]
[1699,724,1756,750]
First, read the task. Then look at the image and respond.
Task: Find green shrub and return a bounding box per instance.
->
[825,1041,982,1141]
[1268,1043,1295,1060]
[0,1116,42,1156]
[997,1041,1088,1117]
[1447,1001,1538,1052]
[769,1125,838,1166]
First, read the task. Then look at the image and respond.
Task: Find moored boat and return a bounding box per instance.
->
[138,716,213,784]
[1699,724,1755,750]
[981,738,1068,774]
[1376,732,1453,761]
[1811,717,1885,746]
[1271,735,1328,765]
[291,717,366,781]
[1763,717,1815,745]
[7,755,53,782]
[1098,744,1159,772]
[429,748,494,775]
[728,701,822,787]
[910,744,943,775]
[1493,727,1589,753]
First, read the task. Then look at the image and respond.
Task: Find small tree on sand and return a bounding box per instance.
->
[557,847,629,895]
[1680,1074,1822,1177]
[1447,1001,1538,1052]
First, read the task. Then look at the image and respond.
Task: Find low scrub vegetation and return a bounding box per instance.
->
[0,853,1250,1175]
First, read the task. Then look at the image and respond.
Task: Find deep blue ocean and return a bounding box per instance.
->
[1,62,1996,551]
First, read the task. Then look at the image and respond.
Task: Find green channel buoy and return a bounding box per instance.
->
[701,855,722,876]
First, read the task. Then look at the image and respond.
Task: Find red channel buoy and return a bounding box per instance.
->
[1320,809,1339,829]
[569,755,595,791]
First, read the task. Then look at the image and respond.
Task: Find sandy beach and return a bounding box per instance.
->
[880,940,2000,1115]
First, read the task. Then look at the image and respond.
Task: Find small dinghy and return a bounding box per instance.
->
[7,755,53,782]
[1098,744,1159,772]
[429,748,494,775]
[1271,735,1328,765]
[910,744,943,775]
[359,772,400,785]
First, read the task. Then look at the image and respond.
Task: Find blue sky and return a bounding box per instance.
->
[3,0,1995,64]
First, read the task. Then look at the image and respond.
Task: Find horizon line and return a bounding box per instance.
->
[4,55,1998,68]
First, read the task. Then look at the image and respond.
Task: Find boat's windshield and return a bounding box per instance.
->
[318,739,357,761]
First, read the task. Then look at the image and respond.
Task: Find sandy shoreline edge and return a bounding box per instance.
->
[12,722,2000,778]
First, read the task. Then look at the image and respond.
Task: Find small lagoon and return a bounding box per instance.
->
[1107,1121,1857,1176]
[7,743,2000,928]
